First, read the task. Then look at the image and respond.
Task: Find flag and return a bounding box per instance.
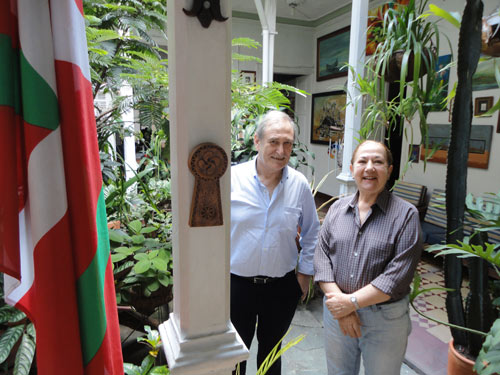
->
[0,0,123,373]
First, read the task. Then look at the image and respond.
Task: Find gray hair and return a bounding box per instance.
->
[256,110,297,141]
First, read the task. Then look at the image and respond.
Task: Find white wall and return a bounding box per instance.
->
[232,0,500,198]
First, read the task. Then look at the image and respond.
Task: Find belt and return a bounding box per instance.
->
[238,275,280,284]
[233,270,294,284]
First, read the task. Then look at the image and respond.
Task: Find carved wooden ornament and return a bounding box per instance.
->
[188,143,228,227]
[183,0,228,29]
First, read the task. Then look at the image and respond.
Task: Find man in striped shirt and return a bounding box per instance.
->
[314,140,422,375]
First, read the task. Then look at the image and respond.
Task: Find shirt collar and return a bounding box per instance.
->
[251,156,289,183]
[347,189,390,214]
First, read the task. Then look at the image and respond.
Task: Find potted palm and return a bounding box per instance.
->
[356,0,448,148]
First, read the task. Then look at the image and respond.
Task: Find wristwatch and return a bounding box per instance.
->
[350,295,360,310]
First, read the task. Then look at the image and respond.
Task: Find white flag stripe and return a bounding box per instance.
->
[51,0,91,82]
[27,127,68,248]
[17,0,58,95]
[4,208,34,305]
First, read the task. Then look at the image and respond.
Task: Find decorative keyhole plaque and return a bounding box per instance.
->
[188,143,228,227]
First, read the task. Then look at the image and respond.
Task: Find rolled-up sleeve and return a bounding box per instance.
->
[297,185,320,275]
[371,208,423,300]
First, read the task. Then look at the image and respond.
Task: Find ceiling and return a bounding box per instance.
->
[231,0,351,22]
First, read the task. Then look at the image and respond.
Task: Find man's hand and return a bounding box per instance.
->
[325,292,356,319]
[296,273,311,301]
[338,312,362,338]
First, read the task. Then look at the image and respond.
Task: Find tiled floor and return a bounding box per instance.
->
[405,255,470,375]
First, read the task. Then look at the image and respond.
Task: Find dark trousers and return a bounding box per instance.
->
[230,270,302,375]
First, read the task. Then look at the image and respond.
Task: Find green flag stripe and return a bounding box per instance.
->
[0,34,20,114]
[77,189,110,364]
[19,51,59,130]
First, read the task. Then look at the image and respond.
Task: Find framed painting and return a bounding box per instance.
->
[420,124,493,169]
[430,54,452,112]
[474,96,494,116]
[310,91,346,145]
[316,26,350,81]
[473,56,500,91]
[409,144,420,163]
[366,0,410,55]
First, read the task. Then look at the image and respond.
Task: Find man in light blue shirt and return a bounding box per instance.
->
[230,111,320,375]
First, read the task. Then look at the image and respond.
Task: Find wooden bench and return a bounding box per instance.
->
[392,181,428,220]
[422,189,500,245]
[421,188,446,245]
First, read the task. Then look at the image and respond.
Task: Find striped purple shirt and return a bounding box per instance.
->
[314,190,422,301]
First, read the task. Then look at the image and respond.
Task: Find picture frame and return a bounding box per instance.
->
[240,70,256,84]
[310,91,346,145]
[409,144,420,163]
[420,124,493,169]
[316,26,350,81]
[474,96,494,116]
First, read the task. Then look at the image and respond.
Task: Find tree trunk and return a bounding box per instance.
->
[445,0,483,350]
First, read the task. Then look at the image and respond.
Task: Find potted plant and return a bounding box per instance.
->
[414,1,500,373]
[355,0,449,151]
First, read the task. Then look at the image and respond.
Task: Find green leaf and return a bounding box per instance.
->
[132,234,146,244]
[114,246,135,255]
[158,274,172,287]
[151,257,168,271]
[128,220,143,234]
[134,259,151,274]
[427,4,461,29]
[13,331,36,375]
[111,253,128,262]
[0,326,24,363]
[108,229,127,243]
[123,363,142,375]
[140,226,157,234]
[149,366,170,374]
[134,253,148,261]
[147,280,160,293]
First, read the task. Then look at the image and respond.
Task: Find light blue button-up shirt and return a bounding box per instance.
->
[231,158,320,277]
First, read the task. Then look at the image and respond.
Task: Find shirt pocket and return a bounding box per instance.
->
[281,206,301,234]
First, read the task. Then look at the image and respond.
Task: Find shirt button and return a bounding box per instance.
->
[358,231,363,235]
[350,274,354,278]
[354,252,358,257]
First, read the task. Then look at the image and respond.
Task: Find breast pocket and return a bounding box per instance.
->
[282,207,301,234]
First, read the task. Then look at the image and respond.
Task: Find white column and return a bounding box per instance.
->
[160,1,248,375]
[265,0,277,84]
[337,0,369,196]
[120,83,138,181]
[254,0,277,85]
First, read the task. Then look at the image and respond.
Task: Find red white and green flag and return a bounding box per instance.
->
[0,0,123,373]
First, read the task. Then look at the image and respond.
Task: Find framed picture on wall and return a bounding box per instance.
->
[316,26,350,81]
[310,91,346,145]
[240,70,256,84]
[474,96,494,116]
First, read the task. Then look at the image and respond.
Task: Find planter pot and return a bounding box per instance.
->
[385,48,434,83]
[448,339,476,375]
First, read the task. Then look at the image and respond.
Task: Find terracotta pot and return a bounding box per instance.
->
[448,339,476,375]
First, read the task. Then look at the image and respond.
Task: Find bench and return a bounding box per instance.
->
[392,181,428,220]
[422,189,500,245]
[421,188,447,245]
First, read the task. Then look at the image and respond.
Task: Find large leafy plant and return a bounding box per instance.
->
[355,0,449,162]
[423,192,500,374]
[109,219,173,316]
[0,277,36,375]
